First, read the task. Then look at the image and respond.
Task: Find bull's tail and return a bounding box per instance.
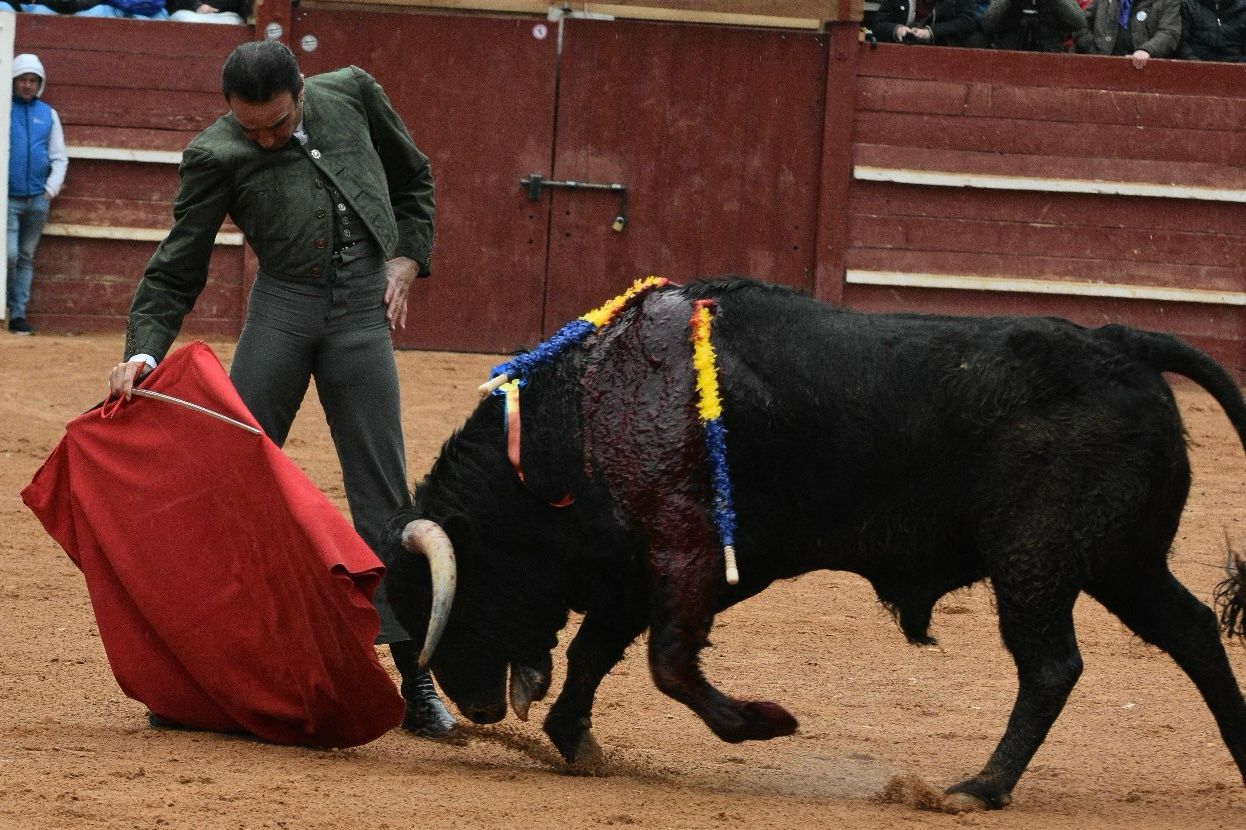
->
[1214,542,1246,641]
[1099,325,1246,455]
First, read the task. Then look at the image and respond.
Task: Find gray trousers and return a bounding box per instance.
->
[230,241,411,644]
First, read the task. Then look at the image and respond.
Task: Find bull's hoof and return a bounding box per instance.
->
[544,712,592,764]
[945,778,1012,810]
[742,700,798,738]
[564,730,607,776]
[942,792,988,813]
[714,700,799,743]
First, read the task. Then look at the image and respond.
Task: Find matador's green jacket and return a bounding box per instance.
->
[123,66,435,361]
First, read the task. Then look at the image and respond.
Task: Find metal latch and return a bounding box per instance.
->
[520,173,628,232]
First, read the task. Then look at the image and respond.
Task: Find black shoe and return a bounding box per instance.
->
[7,317,32,335]
[400,671,462,739]
[390,641,462,740]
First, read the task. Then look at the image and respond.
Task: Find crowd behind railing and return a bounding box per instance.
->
[868,0,1244,65]
[0,0,247,23]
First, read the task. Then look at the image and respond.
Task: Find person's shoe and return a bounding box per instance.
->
[390,639,464,741]
[400,665,464,741]
[7,317,32,335]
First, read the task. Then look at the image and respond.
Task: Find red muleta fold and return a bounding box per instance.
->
[22,341,404,748]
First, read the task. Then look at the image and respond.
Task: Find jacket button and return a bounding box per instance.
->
[311,266,322,277]
[315,208,326,218]
[314,238,327,249]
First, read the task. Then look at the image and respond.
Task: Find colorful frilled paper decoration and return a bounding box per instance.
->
[480,277,671,506]
[478,275,671,397]
[689,299,739,586]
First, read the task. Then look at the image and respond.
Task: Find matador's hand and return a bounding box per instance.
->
[108,359,151,400]
[384,256,419,331]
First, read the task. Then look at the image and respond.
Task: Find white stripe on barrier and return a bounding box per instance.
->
[845,270,1246,306]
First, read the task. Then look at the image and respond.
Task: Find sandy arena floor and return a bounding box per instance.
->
[1,332,1243,829]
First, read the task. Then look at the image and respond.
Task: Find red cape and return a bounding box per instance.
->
[22,341,404,747]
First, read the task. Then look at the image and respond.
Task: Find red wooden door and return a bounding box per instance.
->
[542,18,827,329]
[290,9,557,353]
[289,10,826,349]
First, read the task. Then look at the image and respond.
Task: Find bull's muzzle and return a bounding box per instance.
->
[399,519,457,668]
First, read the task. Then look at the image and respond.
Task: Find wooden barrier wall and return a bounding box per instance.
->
[14,16,248,338]
[840,46,1246,375]
[13,10,1245,378]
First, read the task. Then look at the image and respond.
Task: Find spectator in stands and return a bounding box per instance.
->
[19,0,120,15]
[872,0,986,45]
[1175,0,1246,59]
[21,0,168,17]
[981,0,1089,49]
[7,53,67,336]
[167,0,248,24]
[1075,0,1182,65]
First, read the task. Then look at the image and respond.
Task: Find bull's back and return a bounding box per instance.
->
[678,281,1189,570]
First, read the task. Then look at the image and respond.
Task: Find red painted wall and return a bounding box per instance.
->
[15,12,1244,379]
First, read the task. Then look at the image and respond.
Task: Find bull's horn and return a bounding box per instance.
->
[400,519,457,668]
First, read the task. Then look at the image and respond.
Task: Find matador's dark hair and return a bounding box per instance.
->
[221,40,303,103]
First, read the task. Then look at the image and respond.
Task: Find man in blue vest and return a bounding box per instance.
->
[8,53,68,336]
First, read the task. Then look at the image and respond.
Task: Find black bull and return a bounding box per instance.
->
[385,278,1246,808]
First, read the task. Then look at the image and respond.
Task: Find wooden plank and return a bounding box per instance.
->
[26,46,227,95]
[844,247,1246,294]
[844,270,1246,307]
[15,14,248,58]
[35,237,242,283]
[63,126,199,154]
[855,166,1246,203]
[853,145,1246,193]
[68,147,184,165]
[847,181,1246,237]
[854,111,1246,166]
[34,275,243,319]
[974,85,1246,132]
[855,43,1246,99]
[52,197,183,227]
[857,77,1246,132]
[45,223,244,246]
[51,86,226,133]
[848,214,1246,274]
[841,285,1244,344]
[303,0,860,24]
[55,161,180,201]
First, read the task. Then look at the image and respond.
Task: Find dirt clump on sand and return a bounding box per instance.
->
[2,332,1244,830]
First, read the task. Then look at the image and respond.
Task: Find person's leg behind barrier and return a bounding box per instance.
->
[6,197,20,318]
[7,195,48,324]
